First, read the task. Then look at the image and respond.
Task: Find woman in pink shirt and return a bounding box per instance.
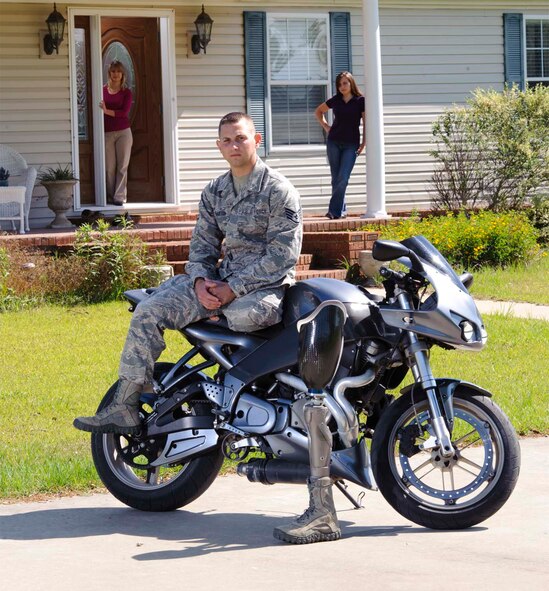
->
[100,60,133,205]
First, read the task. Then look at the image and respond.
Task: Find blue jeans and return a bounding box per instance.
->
[326,139,358,218]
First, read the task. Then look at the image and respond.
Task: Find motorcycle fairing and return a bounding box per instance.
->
[375,236,486,349]
[379,262,485,349]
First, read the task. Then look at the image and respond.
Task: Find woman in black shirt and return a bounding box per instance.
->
[315,72,365,219]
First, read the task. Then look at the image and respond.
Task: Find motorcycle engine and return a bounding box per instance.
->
[355,338,388,371]
[231,393,278,435]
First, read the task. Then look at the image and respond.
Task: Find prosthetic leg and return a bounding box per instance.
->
[273,301,348,544]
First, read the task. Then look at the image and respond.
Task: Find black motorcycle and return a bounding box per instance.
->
[91,236,520,529]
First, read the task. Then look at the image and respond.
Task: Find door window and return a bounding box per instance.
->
[75,28,89,140]
[102,41,137,116]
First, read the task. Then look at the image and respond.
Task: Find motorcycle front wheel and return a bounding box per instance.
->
[91,363,224,512]
[371,387,520,529]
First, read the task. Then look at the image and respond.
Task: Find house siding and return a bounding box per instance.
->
[0,3,72,228]
[174,6,508,214]
[0,2,547,228]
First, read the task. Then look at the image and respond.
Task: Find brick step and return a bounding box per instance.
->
[146,240,191,261]
[303,217,383,233]
[132,212,198,224]
[130,212,389,234]
[169,253,314,276]
[0,219,381,281]
[131,227,195,243]
[296,268,347,281]
[167,264,346,281]
[304,230,379,267]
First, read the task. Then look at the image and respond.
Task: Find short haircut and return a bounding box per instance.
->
[218,112,255,136]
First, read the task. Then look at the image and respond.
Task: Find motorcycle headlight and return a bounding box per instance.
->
[460,320,475,342]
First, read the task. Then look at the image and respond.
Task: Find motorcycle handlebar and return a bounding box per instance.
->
[379,266,406,283]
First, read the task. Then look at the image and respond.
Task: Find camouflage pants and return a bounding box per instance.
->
[119,273,286,384]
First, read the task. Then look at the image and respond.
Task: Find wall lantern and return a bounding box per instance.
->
[43,3,67,55]
[191,5,214,54]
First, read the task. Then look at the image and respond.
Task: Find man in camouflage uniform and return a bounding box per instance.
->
[74,111,303,434]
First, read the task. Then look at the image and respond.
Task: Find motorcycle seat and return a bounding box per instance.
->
[198,315,285,339]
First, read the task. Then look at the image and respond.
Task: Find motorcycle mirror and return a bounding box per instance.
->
[373,240,423,272]
[460,272,474,289]
[373,240,412,262]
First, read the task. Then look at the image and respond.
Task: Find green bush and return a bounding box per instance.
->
[430,85,549,211]
[73,218,162,303]
[0,219,167,311]
[526,194,549,246]
[372,210,540,269]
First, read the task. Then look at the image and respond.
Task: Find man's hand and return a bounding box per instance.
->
[205,279,236,306]
[194,278,221,310]
[194,278,236,310]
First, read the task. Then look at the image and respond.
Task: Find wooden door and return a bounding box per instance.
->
[101,18,164,202]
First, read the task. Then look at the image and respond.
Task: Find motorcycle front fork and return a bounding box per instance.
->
[397,292,454,458]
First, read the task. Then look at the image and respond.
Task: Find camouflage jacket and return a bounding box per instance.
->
[186,159,303,297]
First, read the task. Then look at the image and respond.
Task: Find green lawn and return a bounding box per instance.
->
[0,302,547,500]
[470,255,549,304]
[0,302,189,499]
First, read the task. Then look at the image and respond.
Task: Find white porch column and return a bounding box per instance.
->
[362,0,388,217]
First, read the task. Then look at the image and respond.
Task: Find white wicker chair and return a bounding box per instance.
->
[0,144,38,232]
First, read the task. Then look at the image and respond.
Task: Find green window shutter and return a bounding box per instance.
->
[503,13,524,90]
[244,11,267,157]
[330,12,352,93]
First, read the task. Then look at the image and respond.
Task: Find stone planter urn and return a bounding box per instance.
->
[42,180,77,228]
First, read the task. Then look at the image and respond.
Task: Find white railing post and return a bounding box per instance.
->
[362,0,388,218]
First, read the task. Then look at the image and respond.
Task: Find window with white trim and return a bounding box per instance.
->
[525,17,549,87]
[267,14,330,149]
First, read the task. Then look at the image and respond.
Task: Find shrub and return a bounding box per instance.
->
[0,244,87,311]
[526,194,549,246]
[430,85,549,211]
[430,108,485,210]
[73,218,163,302]
[371,210,540,269]
[0,219,167,311]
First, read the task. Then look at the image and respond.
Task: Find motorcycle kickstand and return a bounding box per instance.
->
[334,480,364,510]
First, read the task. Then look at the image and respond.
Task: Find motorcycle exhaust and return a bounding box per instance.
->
[237,459,309,485]
[238,439,377,490]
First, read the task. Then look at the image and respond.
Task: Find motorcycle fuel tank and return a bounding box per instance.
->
[283,278,379,338]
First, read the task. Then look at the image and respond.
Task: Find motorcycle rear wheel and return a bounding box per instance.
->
[91,363,224,512]
[372,388,520,529]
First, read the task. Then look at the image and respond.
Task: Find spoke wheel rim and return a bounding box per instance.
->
[388,398,505,509]
[101,399,195,491]
[103,431,190,491]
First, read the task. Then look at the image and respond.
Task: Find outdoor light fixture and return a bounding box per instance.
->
[43,3,67,55]
[191,5,214,54]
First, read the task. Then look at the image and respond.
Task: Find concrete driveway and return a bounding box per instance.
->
[1,437,547,591]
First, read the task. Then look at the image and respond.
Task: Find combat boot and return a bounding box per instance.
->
[273,476,341,544]
[73,379,142,434]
